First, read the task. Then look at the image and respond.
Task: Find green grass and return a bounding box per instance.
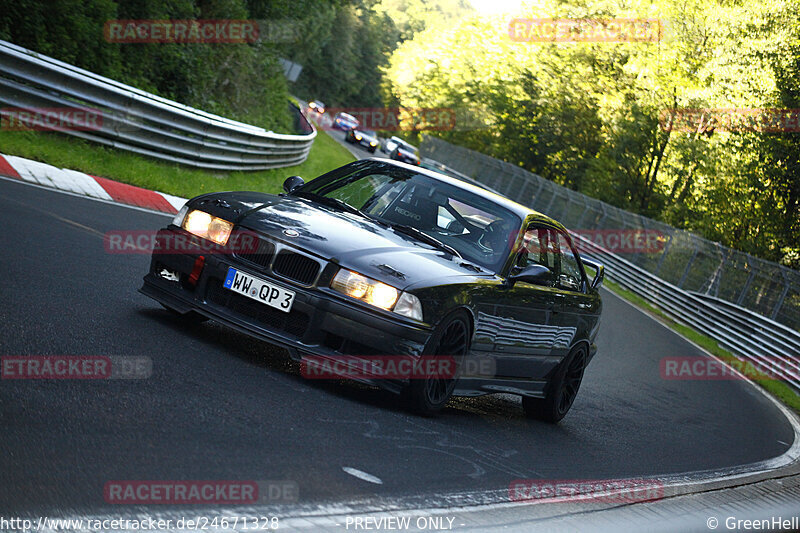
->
[0,128,355,198]
[603,278,800,414]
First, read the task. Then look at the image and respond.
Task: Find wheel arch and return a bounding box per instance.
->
[568,338,591,355]
[429,306,475,347]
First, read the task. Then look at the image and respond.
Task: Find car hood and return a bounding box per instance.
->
[235,195,489,289]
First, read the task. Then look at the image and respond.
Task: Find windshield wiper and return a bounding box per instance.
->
[388,223,462,258]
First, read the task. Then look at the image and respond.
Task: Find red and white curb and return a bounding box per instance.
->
[0,153,187,214]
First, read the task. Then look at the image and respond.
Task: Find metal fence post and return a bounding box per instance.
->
[654,232,674,275]
[737,257,757,306]
[678,240,701,289]
[772,272,791,320]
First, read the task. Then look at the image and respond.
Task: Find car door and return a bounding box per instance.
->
[492,225,563,379]
[549,230,599,358]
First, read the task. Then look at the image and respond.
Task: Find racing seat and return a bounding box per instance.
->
[384,196,439,230]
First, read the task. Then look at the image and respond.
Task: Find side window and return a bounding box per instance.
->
[518,226,560,285]
[556,232,584,292]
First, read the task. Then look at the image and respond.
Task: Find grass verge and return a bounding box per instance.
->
[0,128,355,198]
[603,278,800,414]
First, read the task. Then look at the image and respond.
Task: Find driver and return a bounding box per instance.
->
[482,219,512,261]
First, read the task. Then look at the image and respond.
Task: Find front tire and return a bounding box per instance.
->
[523,346,587,423]
[402,311,471,415]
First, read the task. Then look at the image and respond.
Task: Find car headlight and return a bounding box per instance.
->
[370,141,377,147]
[355,135,362,141]
[331,268,403,311]
[180,209,233,246]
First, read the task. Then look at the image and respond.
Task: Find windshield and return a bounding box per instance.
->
[297,165,521,271]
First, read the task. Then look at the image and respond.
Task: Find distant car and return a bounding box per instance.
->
[308,100,325,114]
[390,141,421,165]
[139,159,603,419]
[333,112,359,131]
[381,135,405,154]
[345,128,380,153]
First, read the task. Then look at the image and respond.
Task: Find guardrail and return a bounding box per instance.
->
[576,236,800,389]
[422,136,800,390]
[0,40,315,171]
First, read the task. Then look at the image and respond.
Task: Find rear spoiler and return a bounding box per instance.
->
[581,258,605,290]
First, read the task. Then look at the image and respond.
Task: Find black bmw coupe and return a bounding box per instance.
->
[140,159,603,421]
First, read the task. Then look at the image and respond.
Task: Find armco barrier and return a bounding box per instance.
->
[577,235,800,389]
[0,40,315,171]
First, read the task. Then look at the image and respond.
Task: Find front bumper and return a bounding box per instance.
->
[357,139,377,150]
[140,228,432,392]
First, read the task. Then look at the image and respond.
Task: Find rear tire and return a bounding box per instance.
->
[523,346,587,423]
[402,311,471,416]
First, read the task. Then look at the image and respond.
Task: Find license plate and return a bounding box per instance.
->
[223,267,295,313]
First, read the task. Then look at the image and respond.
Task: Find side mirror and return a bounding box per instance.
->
[283,175,305,193]
[508,264,551,286]
[582,259,605,290]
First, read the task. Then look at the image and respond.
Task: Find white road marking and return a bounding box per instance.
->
[342,466,384,484]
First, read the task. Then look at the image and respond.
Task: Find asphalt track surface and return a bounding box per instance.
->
[0,177,794,517]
